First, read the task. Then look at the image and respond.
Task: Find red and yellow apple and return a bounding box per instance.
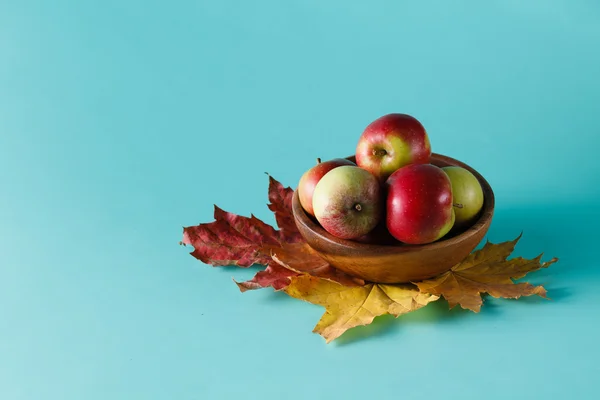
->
[356,113,431,182]
[312,166,382,240]
[297,158,356,216]
[386,164,454,244]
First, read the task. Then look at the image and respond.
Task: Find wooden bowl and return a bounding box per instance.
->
[292,153,495,283]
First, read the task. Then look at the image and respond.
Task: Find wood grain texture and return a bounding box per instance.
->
[292,153,495,283]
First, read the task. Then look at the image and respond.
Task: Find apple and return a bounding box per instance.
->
[356,113,431,182]
[312,166,382,240]
[298,158,356,216]
[386,164,455,244]
[442,166,484,229]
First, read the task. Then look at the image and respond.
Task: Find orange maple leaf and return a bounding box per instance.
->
[416,235,558,312]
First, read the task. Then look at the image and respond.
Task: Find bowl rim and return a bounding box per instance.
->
[292,152,495,253]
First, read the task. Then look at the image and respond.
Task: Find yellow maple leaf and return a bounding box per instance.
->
[416,235,558,312]
[285,275,439,343]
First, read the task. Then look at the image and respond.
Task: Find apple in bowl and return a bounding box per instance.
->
[386,164,455,245]
[297,158,356,217]
[312,166,382,240]
[442,166,484,230]
[356,113,431,182]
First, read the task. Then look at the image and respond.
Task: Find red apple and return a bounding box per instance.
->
[386,164,455,244]
[298,158,356,216]
[312,166,382,240]
[356,113,431,182]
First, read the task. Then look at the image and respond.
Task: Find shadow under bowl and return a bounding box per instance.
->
[292,153,495,283]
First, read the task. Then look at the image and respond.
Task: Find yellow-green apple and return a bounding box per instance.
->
[312,166,382,240]
[298,158,356,216]
[442,166,484,229]
[386,164,454,244]
[356,113,431,182]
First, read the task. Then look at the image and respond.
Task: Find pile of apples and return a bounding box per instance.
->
[297,113,484,245]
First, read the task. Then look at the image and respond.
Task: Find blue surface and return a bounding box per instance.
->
[1,1,599,398]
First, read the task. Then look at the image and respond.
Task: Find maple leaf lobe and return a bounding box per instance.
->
[182,205,281,267]
[416,235,558,312]
[234,263,299,292]
[285,275,438,343]
[267,175,303,243]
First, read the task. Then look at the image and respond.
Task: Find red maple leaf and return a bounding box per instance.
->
[182,206,281,267]
[235,262,298,291]
[182,176,302,268]
[267,175,303,243]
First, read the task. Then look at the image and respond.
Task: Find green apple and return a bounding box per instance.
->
[442,166,484,228]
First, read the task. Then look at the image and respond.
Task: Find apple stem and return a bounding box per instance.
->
[354,204,362,212]
[453,203,464,209]
[316,158,322,164]
[372,149,387,157]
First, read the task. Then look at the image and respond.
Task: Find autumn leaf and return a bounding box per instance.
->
[267,175,303,243]
[235,262,298,292]
[285,275,439,343]
[182,176,302,268]
[416,235,558,312]
[182,206,281,267]
[235,242,364,291]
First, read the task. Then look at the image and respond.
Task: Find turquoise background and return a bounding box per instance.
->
[1,1,599,398]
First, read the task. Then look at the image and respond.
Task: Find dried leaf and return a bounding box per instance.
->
[235,263,298,292]
[182,176,302,268]
[267,175,303,243]
[416,235,558,312]
[235,242,364,291]
[285,275,439,343]
[182,205,281,267]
